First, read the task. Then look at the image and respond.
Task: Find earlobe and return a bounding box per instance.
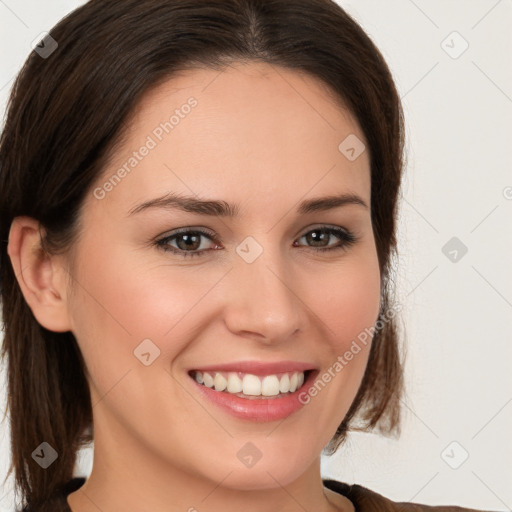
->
[7,216,73,333]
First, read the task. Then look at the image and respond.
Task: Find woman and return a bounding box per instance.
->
[0,1,491,511]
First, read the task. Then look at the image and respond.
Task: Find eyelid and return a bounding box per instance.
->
[154,224,359,258]
[160,226,217,239]
[158,223,351,240]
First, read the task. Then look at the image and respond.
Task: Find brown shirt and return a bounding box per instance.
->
[323,479,492,511]
[21,477,493,511]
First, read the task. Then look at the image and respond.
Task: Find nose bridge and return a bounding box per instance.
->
[226,235,302,342]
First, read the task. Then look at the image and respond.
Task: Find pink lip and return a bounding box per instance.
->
[189,369,319,422]
[190,360,316,375]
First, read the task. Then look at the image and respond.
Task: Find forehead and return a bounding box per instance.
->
[91,61,371,218]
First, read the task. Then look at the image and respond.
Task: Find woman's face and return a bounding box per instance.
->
[64,61,380,489]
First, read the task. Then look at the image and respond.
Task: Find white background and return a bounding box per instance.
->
[1,1,511,511]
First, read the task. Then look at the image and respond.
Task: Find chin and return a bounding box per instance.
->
[203,446,315,491]
[218,466,302,491]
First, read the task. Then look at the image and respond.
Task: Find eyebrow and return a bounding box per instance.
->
[127,191,368,217]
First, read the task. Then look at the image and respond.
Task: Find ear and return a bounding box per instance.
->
[7,216,73,332]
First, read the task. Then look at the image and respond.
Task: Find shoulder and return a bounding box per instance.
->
[323,478,493,512]
[18,477,86,512]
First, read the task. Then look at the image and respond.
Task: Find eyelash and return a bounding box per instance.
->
[154,225,358,259]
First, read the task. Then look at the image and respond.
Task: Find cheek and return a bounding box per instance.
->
[306,251,381,353]
[294,249,381,428]
[66,234,210,397]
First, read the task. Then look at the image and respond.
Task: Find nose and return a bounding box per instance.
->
[223,243,303,345]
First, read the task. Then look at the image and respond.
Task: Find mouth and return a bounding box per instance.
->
[186,361,319,421]
[188,369,315,400]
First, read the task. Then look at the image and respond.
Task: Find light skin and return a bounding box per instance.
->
[8,61,381,512]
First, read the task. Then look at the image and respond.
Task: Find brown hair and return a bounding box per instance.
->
[0,0,406,508]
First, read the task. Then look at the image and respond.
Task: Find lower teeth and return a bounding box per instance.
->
[199,382,300,399]
[229,391,290,399]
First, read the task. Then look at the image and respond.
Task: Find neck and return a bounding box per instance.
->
[67,409,353,512]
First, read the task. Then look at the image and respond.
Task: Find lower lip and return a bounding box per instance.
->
[190,371,318,422]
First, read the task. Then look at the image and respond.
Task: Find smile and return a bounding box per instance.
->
[190,370,309,399]
[187,360,318,421]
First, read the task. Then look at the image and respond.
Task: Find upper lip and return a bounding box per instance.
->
[190,360,317,375]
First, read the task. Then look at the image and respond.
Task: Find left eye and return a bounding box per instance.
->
[156,229,218,257]
[155,226,358,258]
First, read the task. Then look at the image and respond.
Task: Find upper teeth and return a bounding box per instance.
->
[194,371,305,396]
